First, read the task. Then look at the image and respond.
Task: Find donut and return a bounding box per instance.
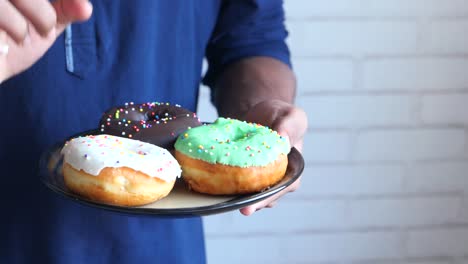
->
[174,117,290,195]
[99,102,202,149]
[61,134,181,206]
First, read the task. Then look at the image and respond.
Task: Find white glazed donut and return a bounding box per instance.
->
[61,134,181,206]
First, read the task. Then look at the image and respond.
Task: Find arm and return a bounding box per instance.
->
[212,55,307,150]
[212,56,307,216]
[213,56,295,117]
[204,0,308,215]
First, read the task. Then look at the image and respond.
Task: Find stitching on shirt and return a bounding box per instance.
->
[65,25,74,73]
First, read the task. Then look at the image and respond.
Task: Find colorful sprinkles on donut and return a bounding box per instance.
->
[99,102,202,149]
[100,102,198,135]
[174,117,290,167]
[61,134,182,182]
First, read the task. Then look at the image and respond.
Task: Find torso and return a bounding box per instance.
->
[0,1,221,263]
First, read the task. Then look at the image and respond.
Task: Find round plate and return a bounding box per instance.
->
[39,130,304,217]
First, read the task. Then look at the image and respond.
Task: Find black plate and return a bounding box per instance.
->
[39,130,304,217]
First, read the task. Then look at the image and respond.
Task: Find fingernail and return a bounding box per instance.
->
[0,44,9,56]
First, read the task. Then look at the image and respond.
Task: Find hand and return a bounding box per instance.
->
[0,0,93,83]
[239,99,308,216]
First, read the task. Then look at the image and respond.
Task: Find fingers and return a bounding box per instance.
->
[240,100,307,216]
[244,99,308,150]
[239,196,279,216]
[10,0,57,36]
[265,201,278,208]
[274,107,307,150]
[0,0,92,44]
[239,207,256,216]
[0,0,29,43]
[239,178,301,216]
[52,0,93,32]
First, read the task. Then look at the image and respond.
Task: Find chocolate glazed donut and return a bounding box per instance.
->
[99,102,201,149]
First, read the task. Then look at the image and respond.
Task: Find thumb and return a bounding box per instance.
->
[52,0,93,33]
[274,108,307,152]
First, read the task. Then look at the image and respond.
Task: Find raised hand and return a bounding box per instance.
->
[239,99,308,216]
[0,0,92,83]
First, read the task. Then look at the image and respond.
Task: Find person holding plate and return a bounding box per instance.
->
[0,0,307,263]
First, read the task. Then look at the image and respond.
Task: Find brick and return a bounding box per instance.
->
[455,259,468,264]
[362,262,452,264]
[406,162,468,192]
[283,232,403,262]
[355,129,466,161]
[284,0,363,18]
[207,232,402,263]
[293,58,354,92]
[299,164,404,196]
[362,0,468,17]
[355,261,451,264]
[348,197,462,227]
[363,58,468,91]
[204,200,346,235]
[425,20,468,54]
[421,94,468,125]
[223,200,346,234]
[401,262,451,264]
[205,236,281,264]
[286,21,419,56]
[407,228,468,257]
[352,261,451,264]
[284,0,468,19]
[406,161,468,224]
[297,95,412,128]
[303,131,351,162]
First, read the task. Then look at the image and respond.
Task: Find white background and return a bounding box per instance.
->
[197,1,468,263]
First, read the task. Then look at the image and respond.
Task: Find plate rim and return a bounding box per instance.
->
[39,129,305,217]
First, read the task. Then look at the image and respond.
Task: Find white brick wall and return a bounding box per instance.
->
[355,129,466,161]
[363,58,468,91]
[407,228,468,257]
[422,94,468,124]
[303,131,352,162]
[197,1,468,263]
[284,0,468,18]
[406,162,468,192]
[294,58,354,91]
[299,164,404,196]
[425,21,468,54]
[297,95,414,127]
[287,21,419,56]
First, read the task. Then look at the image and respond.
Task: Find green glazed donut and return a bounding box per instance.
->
[174,117,290,167]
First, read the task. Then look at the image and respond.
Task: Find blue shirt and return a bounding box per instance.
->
[0,1,290,263]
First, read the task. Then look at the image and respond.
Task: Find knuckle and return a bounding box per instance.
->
[10,0,56,34]
[11,21,28,42]
[41,12,57,32]
[41,2,57,30]
[0,2,27,42]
